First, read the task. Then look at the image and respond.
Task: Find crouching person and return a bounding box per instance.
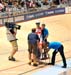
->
[47,41,67,68]
[28,28,39,66]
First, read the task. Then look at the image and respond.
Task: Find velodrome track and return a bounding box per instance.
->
[0,14,71,75]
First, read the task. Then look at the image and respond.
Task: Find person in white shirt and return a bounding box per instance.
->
[5,22,18,61]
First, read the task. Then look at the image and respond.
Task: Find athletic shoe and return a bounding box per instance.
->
[28,62,31,65]
[40,57,49,60]
[8,56,16,61]
[33,63,38,66]
[47,63,54,65]
[62,65,67,68]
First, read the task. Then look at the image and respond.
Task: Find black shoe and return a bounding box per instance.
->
[47,63,54,65]
[8,56,16,61]
[62,65,67,68]
[33,63,38,66]
[28,62,31,65]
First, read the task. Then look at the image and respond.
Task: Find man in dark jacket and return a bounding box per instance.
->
[28,28,39,66]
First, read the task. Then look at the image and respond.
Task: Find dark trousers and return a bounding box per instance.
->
[51,45,67,66]
[28,42,40,58]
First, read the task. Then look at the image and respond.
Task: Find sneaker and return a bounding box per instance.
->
[47,63,54,65]
[33,63,38,66]
[28,62,31,65]
[8,56,16,61]
[41,57,49,60]
[62,65,67,68]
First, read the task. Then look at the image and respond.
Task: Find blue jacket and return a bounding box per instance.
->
[42,28,49,40]
[28,33,39,44]
[49,42,62,50]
